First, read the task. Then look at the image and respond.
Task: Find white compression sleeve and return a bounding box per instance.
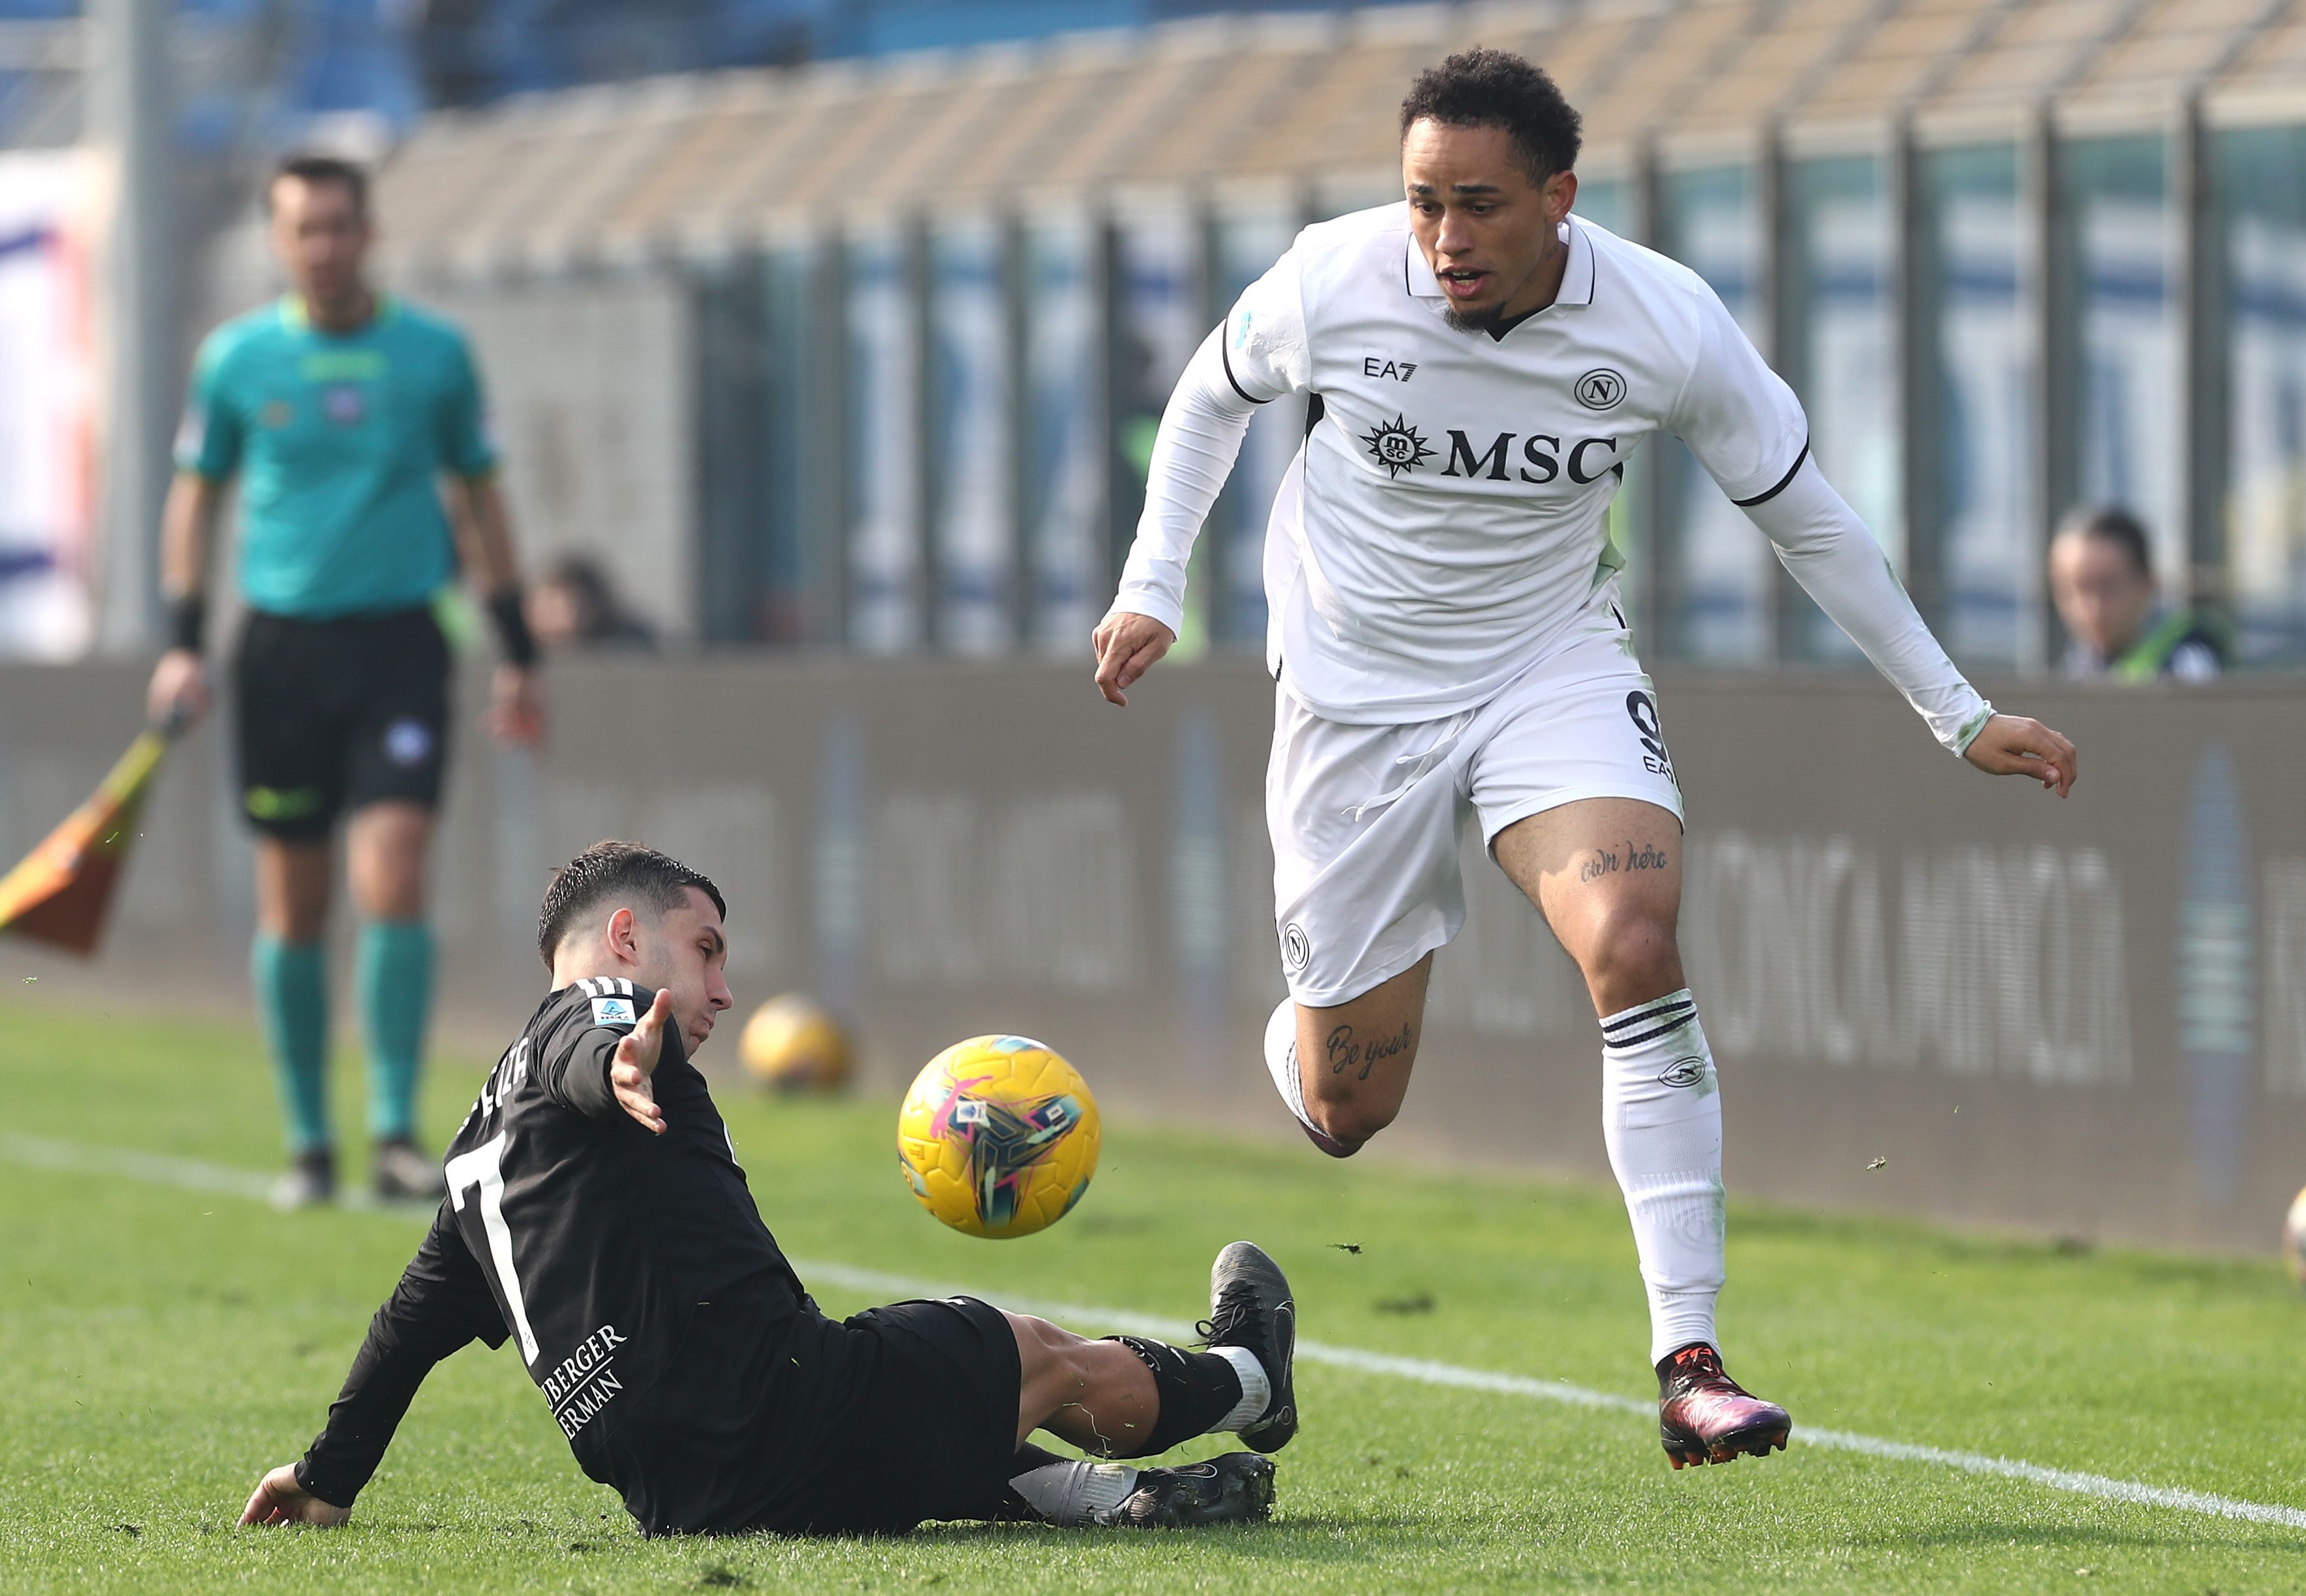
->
[1106,327,1260,636]
[1741,457,1995,756]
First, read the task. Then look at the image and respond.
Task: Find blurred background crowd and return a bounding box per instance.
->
[1,0,2301,679]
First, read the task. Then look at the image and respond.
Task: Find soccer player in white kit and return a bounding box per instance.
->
[1092,49,2080,1469]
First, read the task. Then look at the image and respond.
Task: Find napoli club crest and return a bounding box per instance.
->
[1574,368,1627,411]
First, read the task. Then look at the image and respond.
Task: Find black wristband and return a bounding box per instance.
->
[166,593,206,655]
[291,1456,351,1511]
[487,591,539,667]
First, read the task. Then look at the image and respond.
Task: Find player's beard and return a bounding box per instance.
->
[1442,304,1505,337]
[1438,236,1562,337]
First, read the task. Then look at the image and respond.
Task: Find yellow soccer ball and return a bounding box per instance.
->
[2284,1185,2306,1288]
[896,1035,1100,1239]
[738,995,852,1094]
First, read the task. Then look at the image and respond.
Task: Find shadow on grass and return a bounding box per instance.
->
[1839,1521,2305,1556]
[876,1512,1510,1565]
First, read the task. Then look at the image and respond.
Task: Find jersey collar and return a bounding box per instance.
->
[279,291,396,333]
[1404,218,1595,314]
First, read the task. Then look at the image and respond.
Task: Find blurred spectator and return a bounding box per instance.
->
[527,555,657,652]
[2048,507,2227,682]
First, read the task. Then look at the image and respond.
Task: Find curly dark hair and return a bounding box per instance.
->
[536,840,726,968]
[1399,48,1582,183]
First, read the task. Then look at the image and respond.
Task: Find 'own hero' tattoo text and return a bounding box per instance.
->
[1578,839,1671,884]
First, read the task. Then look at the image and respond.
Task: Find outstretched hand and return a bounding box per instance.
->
[1962,713,2079,798]
[239,1462,349,1528]
[611,990,674,1134]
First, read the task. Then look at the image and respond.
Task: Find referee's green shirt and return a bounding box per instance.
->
[175,294,497,620]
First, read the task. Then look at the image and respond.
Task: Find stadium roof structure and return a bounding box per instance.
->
[373,0,2306,275]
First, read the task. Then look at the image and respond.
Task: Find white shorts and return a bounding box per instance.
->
[1266,599,1683,1006]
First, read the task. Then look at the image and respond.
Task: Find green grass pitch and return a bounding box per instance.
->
[2,997,2303,1593]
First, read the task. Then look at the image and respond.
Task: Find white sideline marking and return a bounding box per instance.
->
[7,1132,2303,1533]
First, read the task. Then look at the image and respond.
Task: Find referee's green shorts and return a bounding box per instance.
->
[231,606,452,841]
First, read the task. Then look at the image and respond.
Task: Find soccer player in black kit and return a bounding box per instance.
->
[239,842,1297,1535]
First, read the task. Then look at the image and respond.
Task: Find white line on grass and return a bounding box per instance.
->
[7,1131,2303,1533]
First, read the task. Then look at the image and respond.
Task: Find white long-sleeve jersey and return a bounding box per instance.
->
[1108,204,1993,754]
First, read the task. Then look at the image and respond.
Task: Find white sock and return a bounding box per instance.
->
[1262,999,1323,1139]
[1211,1344,1271,1431]
[1599,989,1726,1366]
[1008,1458,1141,1526]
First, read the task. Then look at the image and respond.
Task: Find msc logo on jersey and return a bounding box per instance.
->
[1575,368,1627,410]
[1361,415,1436,479]
[1443,430,1624,484]
[591,996,638,1027]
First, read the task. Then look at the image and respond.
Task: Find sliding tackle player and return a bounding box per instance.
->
[240,842,1297,1535]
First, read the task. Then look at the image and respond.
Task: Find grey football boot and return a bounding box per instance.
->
[1110,1453,1277,1528]
[1201,1240,1297,1454]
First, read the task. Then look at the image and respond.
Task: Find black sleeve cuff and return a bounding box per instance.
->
[292,1456,354,1511]
[166,594,207,655]
[487,591,539,667]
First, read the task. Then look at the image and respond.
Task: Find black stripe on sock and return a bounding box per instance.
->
[1604,1016,1698,1051]
[1602,998,1694,1038]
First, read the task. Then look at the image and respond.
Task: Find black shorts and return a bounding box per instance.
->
[817,1296,1025,1531]
[607,1290,1023,1537]
[232,606,452,840]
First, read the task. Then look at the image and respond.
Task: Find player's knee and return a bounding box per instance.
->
[1303,1091,1394,1153]
[1581,909,1683,1007]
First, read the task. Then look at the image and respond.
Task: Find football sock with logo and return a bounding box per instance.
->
[1005,1445,1142,1526]
[1104,1337,1265,1455]
[357,919,433,1143]
[1599,988,1726,1365]
[252,935,330,1153]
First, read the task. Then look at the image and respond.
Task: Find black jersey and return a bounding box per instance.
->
[295,979,809,1512]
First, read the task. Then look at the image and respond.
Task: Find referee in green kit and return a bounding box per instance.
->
[147,154,546,1209]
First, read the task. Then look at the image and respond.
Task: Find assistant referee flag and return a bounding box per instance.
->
[0,723,174,954]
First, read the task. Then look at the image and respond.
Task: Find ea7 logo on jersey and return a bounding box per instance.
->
[1626,691,1676,784]
[1362,415,1436,479]
[591,996,638,1027]
[1362,357,1417,381]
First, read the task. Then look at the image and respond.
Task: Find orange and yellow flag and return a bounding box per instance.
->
[0,726,172,955]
